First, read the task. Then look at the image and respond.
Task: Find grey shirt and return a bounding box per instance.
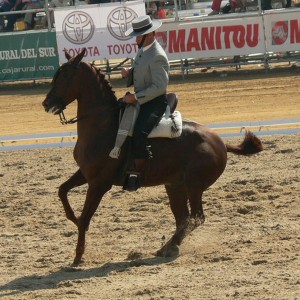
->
[132,40,169,105]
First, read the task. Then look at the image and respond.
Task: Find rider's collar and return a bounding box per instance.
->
[142,40,155,52]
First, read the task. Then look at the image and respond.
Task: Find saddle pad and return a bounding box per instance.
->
[148,111,182,138]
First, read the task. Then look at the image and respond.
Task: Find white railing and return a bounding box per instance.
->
[1,119,299,151]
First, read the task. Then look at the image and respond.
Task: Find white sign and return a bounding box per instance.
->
[263,9,300,52]
[157,16,266,60]
[55,0,146,63]
[56,5,300,62]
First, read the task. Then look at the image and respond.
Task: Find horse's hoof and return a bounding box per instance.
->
[154,249,163,257]
[72,257,84,266]
[71,261,83,267]
[155,245,179,258]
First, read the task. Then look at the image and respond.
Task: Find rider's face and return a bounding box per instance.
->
[136,32,155,48]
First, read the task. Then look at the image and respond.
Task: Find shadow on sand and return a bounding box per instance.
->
[0,256,177,297]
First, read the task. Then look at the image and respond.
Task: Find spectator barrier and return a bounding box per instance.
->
[1,0,300,82]
[0,30,59,81]
[1,118,300,151]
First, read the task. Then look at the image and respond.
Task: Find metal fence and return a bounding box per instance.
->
[1,1,300,82]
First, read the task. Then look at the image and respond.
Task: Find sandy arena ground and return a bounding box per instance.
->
[0,64,300,299]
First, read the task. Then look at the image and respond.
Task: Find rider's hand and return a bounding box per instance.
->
[121,67,130,79]
[123,92,137,104]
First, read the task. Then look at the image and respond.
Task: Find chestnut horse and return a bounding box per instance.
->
[42,49,263,265]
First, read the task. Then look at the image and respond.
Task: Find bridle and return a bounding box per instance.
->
[49,61,120,125]
[59,111,79,125]
[50,61,113,125]
[49,61,81,125]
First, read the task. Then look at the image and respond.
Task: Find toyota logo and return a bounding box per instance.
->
[107,7,138,41]
[63,11,94,44]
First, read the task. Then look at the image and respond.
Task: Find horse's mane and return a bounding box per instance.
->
[89,62,117,100]
[51,59,118,106]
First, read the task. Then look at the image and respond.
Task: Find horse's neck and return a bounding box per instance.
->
[72,66,119,147]
[76,84,119,139]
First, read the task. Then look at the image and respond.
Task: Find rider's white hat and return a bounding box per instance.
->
[125,15,162,37]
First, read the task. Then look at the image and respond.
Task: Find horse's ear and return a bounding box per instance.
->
[64,50,71,61]
[73,48,86,66]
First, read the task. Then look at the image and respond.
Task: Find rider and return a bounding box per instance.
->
[121,15,170,191]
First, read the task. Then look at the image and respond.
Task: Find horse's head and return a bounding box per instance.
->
[42,49,86,114]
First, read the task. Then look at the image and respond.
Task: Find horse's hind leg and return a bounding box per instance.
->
[58,169,87,226]
[156,183,206,257]
[156,184,190,257]
[185,155,222,226]
[187,188,205,226]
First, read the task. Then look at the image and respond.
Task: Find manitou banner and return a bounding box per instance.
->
[157,17,265,60]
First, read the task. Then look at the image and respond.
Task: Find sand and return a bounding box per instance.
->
[0,65,299,299]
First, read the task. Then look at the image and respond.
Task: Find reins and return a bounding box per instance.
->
[58,106,121,125]
[59,111,80,125]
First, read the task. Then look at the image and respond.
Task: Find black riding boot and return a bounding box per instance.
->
[123,159,146,192]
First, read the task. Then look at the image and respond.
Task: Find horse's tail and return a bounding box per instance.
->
[226,131,263,155]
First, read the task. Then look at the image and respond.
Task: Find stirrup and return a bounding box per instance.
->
[123,174,141,192]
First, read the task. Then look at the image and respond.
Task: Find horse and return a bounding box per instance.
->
[42,48,263,265]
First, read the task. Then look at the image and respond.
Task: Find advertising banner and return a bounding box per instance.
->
[0,31,59,82]
[55,2,266,62]
[54,0,146,63]
[263,9,300,52]
[158,16,266,60]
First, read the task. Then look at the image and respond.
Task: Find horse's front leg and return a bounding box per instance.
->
[73,182,112,265]
[58,169,87,226]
